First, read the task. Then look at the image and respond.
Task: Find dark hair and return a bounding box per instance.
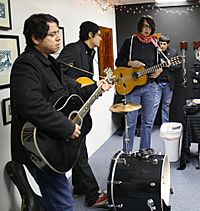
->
[79,21,100,41]
[137,15,155,35]
[23,13,59,46]
[159,35,170,44]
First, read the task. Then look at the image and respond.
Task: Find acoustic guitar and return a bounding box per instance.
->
[21,68,115,174]
[76,77,95,86]
[114,55,182,95]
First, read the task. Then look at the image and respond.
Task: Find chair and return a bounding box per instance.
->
[5,161,44,211]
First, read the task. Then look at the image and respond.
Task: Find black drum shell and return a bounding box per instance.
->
[107,151,169,211]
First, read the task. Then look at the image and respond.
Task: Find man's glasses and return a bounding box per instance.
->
[47,30,60,37]
[143,24,151,29]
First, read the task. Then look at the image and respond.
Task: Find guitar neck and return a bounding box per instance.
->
[76,86,103,120]
[72,68,113,122]
[139,61,168,77]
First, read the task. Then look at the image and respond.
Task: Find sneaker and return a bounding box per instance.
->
[91,192,108,208]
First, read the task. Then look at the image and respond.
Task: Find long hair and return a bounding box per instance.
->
[23,13,59,46]
[137,15,155,35]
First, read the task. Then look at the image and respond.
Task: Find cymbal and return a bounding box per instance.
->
[110,103,141,113]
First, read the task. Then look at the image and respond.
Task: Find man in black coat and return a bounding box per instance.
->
[152,34,181,125]
[57,21,108,208]
[10,14,111,211]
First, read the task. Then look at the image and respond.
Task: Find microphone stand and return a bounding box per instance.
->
[120,74,131,155]
[181,48,187,88]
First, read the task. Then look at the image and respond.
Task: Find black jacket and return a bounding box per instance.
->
[157,47,180,90]
[10,46,97,164]
[57,40,95,79]
[115,36,158,68]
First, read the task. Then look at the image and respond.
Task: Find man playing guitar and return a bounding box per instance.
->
[115,15,162,153]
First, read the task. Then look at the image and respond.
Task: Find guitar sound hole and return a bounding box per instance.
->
[132,72,139,79]
[69,112,82,126]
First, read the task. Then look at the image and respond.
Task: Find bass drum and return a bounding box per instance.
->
[107,150,171,211]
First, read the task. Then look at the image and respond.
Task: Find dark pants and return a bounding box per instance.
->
[26,163,73,211]
[72,138,99,206]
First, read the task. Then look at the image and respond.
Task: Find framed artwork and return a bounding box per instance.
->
[59,27,65,51]
[1,97,11,125]
[0,34,20,89]
[51,26,65,58]
[0,0,12,30]
[98,26,114,78]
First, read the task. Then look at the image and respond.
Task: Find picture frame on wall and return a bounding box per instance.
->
[0,0,12,30]
[51,26,65,58]
[1,97,11,125]
[0,34,20,89]
[59,26,65,51]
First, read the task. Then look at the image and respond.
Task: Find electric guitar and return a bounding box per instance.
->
[21,68,115,174]
[114,55,182,95]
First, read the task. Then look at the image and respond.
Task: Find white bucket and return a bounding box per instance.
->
[160,122,183,162]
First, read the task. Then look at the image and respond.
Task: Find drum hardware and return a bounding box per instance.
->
[149,182,156,187]
[107,180,122,185]
[110,95,141,154]
[112,157,127,165]
[107,204,123,208]
[140,148,156,156]
[144,154,150,160]
[135,148,157,159]
[153,158,159,165]
[147,199,156,211]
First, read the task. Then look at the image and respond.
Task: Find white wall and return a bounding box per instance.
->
[0,0,117,210]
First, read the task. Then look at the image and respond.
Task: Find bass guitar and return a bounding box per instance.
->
[21,68,114,174]
[114,55,182,95]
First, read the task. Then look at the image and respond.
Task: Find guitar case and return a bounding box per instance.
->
[5,161,44,211]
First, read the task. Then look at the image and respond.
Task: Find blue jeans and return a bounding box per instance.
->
[123,82,156,152]
[152,82,173,125]
[26,164,73,211]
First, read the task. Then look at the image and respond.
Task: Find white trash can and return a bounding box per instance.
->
[160,122,183,162]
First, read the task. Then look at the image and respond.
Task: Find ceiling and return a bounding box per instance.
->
[118,0,156,4]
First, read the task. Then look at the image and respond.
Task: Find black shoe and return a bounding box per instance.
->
[117,130,124,136]
[73,190,84,198]
[117,127,124,136]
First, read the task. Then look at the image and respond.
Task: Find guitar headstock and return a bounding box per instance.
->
[170,55,183,66]
[104,68,117,84]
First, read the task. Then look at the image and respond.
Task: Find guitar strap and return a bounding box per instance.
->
[129,35,135,61]
[150,37,160,64]
[150,37,159,48]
